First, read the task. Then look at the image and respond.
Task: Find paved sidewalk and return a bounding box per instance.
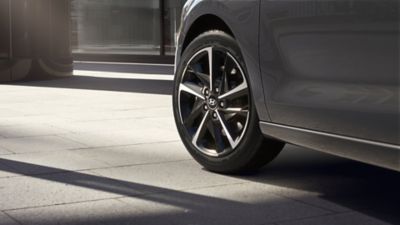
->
[0,70,399,225]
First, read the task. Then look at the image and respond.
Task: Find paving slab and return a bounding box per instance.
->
[0,147,13,155]
[0,150,109,175]
[73,141,191,167]
[92,160,244,193]
[276,212,391,225]
[54,117,170,134]
[0,212,19,225]
[0,108,26,118]
[260,185,349,213]
[0,115,70,128]
[59,126,179,148]
[0,135,86,154]
[0,124,70,138]
[58,107,173,122]
[6,199,174,225]
[0,162,22,178]
[0,171,122,210]
[120,182,330,225]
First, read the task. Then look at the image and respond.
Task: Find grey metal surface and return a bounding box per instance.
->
[259,0,399,145]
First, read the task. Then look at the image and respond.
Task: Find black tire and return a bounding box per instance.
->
[173,30,284,174]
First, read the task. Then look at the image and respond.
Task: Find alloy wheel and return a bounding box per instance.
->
[178,47,250,157]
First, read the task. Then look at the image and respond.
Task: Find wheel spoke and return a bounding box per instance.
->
[192,111,210,146]
[207,120,225,152]
[180,82,205,100]
[218,82,248,100]
[184,99,204,127]
[187,68,210,86]
[216,110,237,149]
[206,47,214,91]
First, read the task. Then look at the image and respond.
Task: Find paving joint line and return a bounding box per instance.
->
[70,115,172,123]
[0,138,180,156]
[66,139,181,151]
[0,132,71,140]
[2,181,250,213]
[0,159,193,180]
[270,191,342,214]
[269,211,348,224]
[2,197,125,213]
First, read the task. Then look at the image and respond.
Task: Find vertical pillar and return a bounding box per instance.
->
[160,0,165,56]
[0,0,11,81]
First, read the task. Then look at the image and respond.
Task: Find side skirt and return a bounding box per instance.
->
[260,121,400,172]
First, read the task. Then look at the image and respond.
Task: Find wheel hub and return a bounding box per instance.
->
[207,96,218,110]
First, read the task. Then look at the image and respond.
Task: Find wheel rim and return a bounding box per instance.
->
[178,46,250,157]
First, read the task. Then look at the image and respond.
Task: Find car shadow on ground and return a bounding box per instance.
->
[233,145,400,225]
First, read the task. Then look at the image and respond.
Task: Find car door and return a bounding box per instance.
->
[259,0,399,145]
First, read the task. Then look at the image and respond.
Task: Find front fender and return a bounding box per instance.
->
[175,0,271,121]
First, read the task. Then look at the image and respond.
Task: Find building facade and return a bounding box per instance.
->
[70,0,186,63]
[0,0,186,82]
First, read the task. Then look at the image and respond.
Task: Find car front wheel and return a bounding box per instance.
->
[173,30,284,173]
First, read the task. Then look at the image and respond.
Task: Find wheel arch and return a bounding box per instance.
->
[181,14,235,55]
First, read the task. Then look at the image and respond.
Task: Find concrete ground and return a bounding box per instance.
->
[0,64,399,225]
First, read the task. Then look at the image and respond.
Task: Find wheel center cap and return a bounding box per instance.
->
[207,97,218,109]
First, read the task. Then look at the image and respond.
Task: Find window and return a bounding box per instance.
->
[70,0,186,58]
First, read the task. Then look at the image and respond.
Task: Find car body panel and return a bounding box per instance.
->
[259,0,400,145]
[260,121,400,171]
